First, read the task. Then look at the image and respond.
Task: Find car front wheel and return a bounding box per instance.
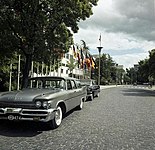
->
[49,106,63,129]
[96,92,100,97]
[77,99,84,110]
[90,94,94,101]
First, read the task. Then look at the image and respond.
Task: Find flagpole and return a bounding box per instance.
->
[97,33,103,85]
[9,62,12,91]
[17,55,21,90]
[49,61,52,76]
[99,33,101,47]
[37,62,39,77]
[46,65,48,76]
[41,62,44,76]
[36,62,39,88]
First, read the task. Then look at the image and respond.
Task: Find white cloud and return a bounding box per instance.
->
[113,53,149,69]
[73,0,155,69]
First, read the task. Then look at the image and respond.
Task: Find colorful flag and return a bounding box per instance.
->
[77,51,80,68]
[80,48,84,68]
[86,58,91,70]
[91,57,95,69]
[99,34,101,42]
[85,51,89,58]
[84,59,87,72]
[73,45,76,58]
[89,56,95,69]
[91,60,95,69]
[99,34,102,46]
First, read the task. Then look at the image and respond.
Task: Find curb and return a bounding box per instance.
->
[100,85,120,90]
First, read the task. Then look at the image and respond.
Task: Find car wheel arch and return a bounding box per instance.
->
[48,101,66,129]
[56,101,66,116]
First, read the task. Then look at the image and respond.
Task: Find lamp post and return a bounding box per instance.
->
[97,46,103,85]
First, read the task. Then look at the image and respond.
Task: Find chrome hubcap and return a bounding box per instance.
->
[55,107,62,126]
[80,100,83,109]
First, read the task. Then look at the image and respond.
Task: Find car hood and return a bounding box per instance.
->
[0,88,60,102]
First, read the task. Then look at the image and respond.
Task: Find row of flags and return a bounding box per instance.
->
[72,45,95,70]
[72,34,102,71]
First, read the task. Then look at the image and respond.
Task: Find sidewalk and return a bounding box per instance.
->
[100,85,155,91]
[150,85,155,91]
[100,85,119,90]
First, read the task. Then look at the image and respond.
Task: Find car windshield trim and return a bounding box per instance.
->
[27,77,66,90]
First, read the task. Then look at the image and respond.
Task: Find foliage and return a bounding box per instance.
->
[81,40,89,51]
[67,57,77,77]
[138,59,149,83]
[125,68,137,84]
[149,49,155,80]
[126,49,155,85]
[94,53,124,85]
[0,0,99,90]
[0,53,19,91]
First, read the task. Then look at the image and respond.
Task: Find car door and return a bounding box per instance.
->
[92,80,100,95]
[70,79,82,106]
[65,79,79,111]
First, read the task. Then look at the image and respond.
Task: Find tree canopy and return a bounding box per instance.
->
[125,49,155,85]
[0,0,99,88]
[94,53,124,85]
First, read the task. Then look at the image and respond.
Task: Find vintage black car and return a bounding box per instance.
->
[79,79,100,100]
[0,76,86,129]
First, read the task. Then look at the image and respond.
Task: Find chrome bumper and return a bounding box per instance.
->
[0,107,55,122]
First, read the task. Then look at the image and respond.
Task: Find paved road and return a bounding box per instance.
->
[0,86,155,150]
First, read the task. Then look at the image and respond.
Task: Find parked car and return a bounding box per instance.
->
[0,76,87,129]
[79,79,100,100]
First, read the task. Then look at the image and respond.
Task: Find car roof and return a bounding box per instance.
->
[79,79,95,82]
[30,76,77,80]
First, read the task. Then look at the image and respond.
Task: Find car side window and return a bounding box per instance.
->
[71,80,77,89]
[67,80,72,90]
[59,80,66,90]
[76,81,82,88]
[92,80,96,85]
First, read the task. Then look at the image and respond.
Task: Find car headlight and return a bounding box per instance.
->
[35,101,42,108]
[88,87,92,91]
[42,101,48,108]
[43,101,52,109]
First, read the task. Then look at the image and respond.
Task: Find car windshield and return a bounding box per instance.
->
[80,79,97,86]
[27,78,66,90]
[80,80,92,86]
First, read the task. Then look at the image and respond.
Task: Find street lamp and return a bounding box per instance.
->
[97,46,103,85]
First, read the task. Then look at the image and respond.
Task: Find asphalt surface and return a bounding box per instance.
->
[0,86,155,150]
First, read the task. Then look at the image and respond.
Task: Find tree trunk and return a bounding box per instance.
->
[22,54,32,88]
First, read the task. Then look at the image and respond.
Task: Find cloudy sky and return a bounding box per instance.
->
[73,0,155,69]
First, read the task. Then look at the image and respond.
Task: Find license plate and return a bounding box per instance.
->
[8,115,21,120]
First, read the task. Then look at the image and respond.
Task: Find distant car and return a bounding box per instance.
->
[79,79,100,100]
[133,82,137,86]
[0,76,86,129]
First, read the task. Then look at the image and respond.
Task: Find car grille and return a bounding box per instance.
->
[0,109,4,113]
[0,101,36,109]
[22,110,48,115]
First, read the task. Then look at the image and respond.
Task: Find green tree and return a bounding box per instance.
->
[67,57,77,77]
[138,59,149,83]
[0,0,98,88]
[124,49,155,85]
[95,53,119,85]
[81,40,89,51]
[149,49,155,83]
[125,68,137,84]
[116,67,125,85]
